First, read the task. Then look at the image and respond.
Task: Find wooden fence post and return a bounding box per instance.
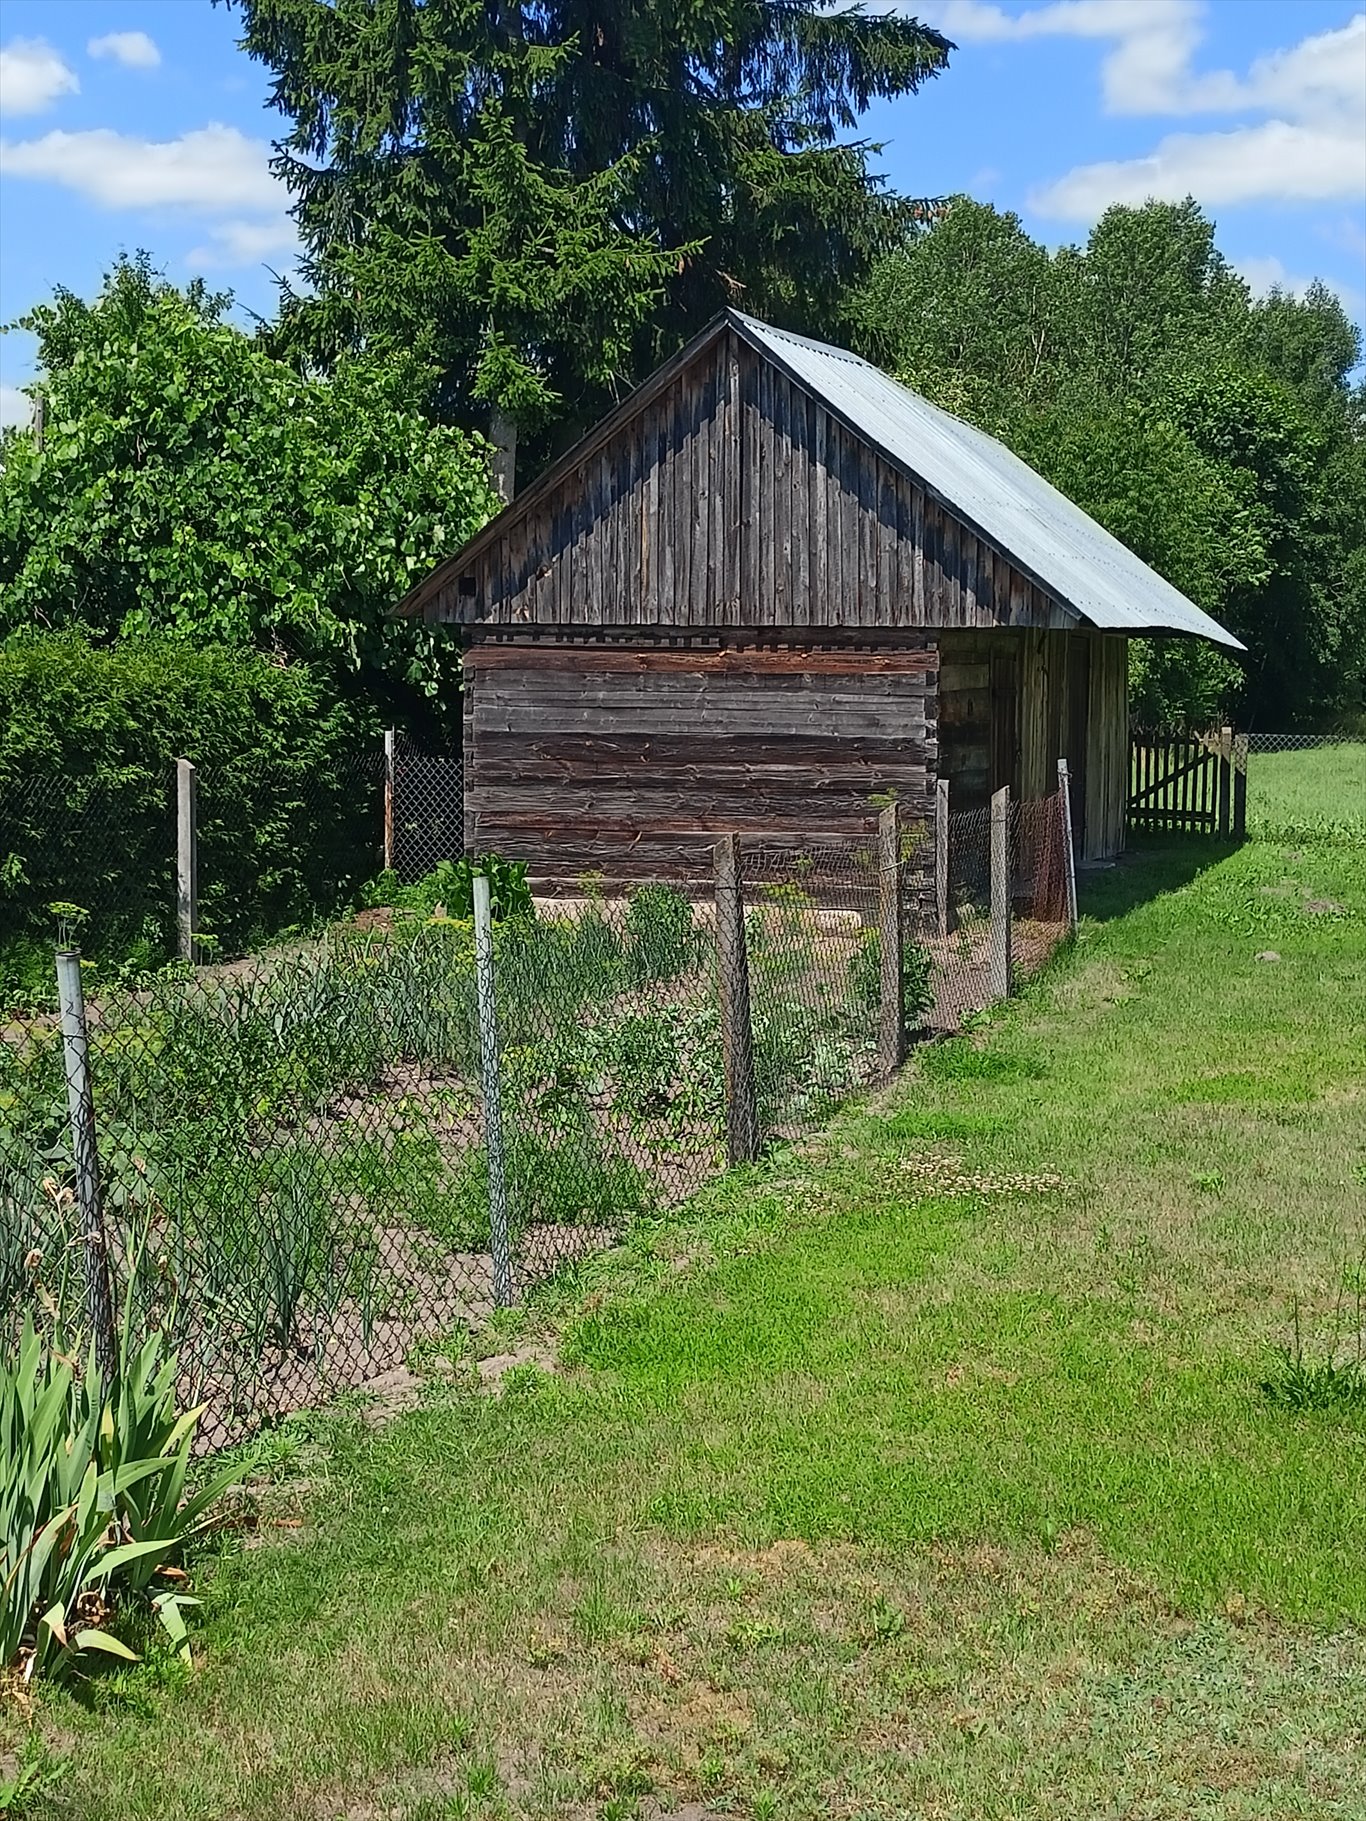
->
[878,803,905,1078]
[175,758,198,964]
[1232,731,1249,840]
[935,775,951,939]
[1217,725,1233,837]
[713,835,758,1166]
[989,785,1012,1000]
[383,729,396,873]
[472,872,514,1307]
[54,948,119,1385]
[1056,758,1079,936]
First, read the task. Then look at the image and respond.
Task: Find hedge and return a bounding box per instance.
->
[0,635,381,1002]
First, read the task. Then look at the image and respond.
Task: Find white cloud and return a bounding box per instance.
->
[919,1,1366,221]
[187,214,300,269]
[0,37,78,116]
[1236,256,1315,299]
[0,123,281,213]
[1032,118,1365,218]
[0,385,32,429]
[88,31,161,71]
[924,2,1366,121]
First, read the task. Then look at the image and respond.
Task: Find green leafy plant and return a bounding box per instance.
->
[0,1318,241,1683]
[365,855,531,923]
[624,885,698,983]
[848,926,935,1030]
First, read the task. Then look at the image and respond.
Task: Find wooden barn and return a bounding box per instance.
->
[398,311,1242,886]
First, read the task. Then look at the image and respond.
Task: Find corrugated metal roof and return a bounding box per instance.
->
[728,310,1244,650]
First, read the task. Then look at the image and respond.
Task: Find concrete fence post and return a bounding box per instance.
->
[1217,724,1234,837]
[383,729,396,874]
[54,948,119,1384]
[713,835,758,1166]
[935,775,952,939]
[877,803,905,1078]
[989,785,1012,1000]
[175,758,198,964]
[473,872,514,1307]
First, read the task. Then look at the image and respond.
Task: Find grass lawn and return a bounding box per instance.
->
[1246,740,1366,839]
[7,803,1366,1818]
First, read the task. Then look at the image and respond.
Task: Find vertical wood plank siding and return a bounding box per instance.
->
[427,332,1070,635]
[463,641,938,887]
[1085,634,1129,861]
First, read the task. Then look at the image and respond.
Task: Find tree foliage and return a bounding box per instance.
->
[855,198,1366,728]
[227,0,952,455]
[0,257,499,720]
[0,634,377,995]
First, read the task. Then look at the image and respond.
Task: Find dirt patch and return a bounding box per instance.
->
[478,1343,558,1391]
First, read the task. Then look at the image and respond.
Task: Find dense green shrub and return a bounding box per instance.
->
[0,634,379,1002]
[0,258,497,720]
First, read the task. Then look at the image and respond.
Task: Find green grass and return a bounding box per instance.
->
[6,831,1366,1820]
[1246,740,1366,841]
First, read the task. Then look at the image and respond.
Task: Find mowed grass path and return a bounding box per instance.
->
[17,833,1366,1820]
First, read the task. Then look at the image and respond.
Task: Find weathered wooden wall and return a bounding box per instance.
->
[423,330,1073,637]
[463,637,937,887]
[937,627,1125,860]
[1085,634,1128,862]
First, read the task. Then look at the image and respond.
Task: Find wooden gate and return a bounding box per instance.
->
[1128,727,1247,838]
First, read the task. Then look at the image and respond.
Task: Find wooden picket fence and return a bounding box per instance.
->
[1128,726,1247,838]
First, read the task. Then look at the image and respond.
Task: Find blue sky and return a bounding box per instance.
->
[1,0,1363,424]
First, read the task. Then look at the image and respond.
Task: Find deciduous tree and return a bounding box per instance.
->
[0,257,499,723]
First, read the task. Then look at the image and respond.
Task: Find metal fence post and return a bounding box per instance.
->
[935,775,951,939]
[54,948,119,1384]
[877,803,905,1078]
[989,785,1012,1000]
[473,873,514,1307]
[175,758,198,963]
[713,835,758,1166]
[383,729,396,873]
[1056,758,1079,936]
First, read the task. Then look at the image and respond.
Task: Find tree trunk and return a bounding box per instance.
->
[490,405,516,504]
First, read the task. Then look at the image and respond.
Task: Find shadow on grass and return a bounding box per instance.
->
[1078,836,1241,924]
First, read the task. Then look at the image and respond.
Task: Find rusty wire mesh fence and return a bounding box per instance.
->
[3,786,1074,1451]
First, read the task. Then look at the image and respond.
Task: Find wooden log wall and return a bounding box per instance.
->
[463,638,938,889]
[425,329,1073,637]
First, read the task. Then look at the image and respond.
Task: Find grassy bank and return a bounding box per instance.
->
[7,825,1366,1820]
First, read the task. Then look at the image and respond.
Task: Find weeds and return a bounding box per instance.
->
[1260,1288,1366,1414]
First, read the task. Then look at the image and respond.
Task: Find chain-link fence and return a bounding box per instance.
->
[1,735,462,1017]
[2,784,1074,1451]
[386,730,466,883]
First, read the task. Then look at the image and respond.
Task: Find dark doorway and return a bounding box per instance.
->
[990,652,1020,797]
